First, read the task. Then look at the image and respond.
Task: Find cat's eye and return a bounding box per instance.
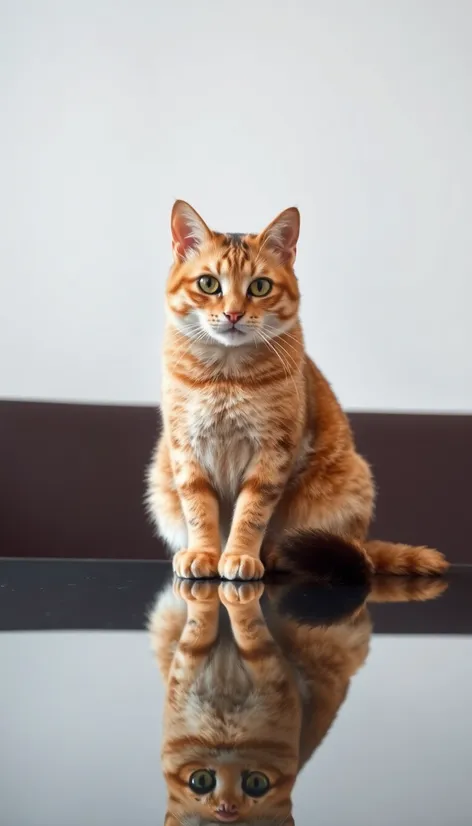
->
[198,275,221,295]
[189,769,216,794]
[242,772,270,798]
[248,278,272,297]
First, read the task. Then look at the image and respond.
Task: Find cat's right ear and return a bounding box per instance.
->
[163,812,179,826]
[171,200,211,261]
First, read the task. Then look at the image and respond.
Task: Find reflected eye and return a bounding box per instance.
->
[189,769,216,794]
[248,278,272,297]
[242,772,270,798]
[198,275,221,295]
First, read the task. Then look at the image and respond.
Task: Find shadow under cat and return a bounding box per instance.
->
[149,573,447,825]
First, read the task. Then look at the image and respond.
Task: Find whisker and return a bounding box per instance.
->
[262,329,301,358]
[263,325,302,351]
[256,330,290,377]
[272,340,300,370]
[257,330,300,403]
[171,327,211,369]
[261,328,300,369]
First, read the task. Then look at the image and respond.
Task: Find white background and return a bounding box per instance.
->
[1,1,471,411]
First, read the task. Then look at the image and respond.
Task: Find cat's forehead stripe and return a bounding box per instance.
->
[225,232,245,246]
[219,232,255,247]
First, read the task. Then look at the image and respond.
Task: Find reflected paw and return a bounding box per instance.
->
[218,581,265,606]
[173,549,219,579]
[173,579,219,603]
[218,554,265,581]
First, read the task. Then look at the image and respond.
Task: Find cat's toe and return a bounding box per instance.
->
[219,581,265,604]
[218,554,265,581]
[173,549,219,579]
[173,579,219,602]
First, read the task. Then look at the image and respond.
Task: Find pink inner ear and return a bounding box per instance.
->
[269,230,297,263]
[171,202,209,261]
[278,224,297,254]
[171,216,200,260]
[282,224,298,250]
[172,230,199,260]
[263,208,300,264]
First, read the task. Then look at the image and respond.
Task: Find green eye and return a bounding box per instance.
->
[248,278,272,297]
[242,772,270,798]
[198,275,221,295]
[189,769,216,795]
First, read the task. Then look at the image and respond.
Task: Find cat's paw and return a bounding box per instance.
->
[173,549,219,579]
[218,581,264,606]
[173,579,219,603]
[218,553,265,581]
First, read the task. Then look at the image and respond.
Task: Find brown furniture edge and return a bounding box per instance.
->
[0,399,471,562]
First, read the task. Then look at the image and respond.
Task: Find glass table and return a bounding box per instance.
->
[1,559,471,826]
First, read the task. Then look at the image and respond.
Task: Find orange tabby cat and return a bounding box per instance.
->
[147,201,448,580]
[150,576,447,825]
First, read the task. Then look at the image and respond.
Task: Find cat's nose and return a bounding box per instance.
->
[224,311,244,325]
[218,801,239,814]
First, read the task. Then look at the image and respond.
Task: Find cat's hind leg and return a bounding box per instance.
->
[146,437,188,552]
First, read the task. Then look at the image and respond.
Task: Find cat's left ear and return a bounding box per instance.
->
[171,200,212,262]
[258,207,300,265]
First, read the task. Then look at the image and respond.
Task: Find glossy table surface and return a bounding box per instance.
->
[1,559,472,826]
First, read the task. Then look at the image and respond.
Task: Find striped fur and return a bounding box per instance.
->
[147,201,449,580]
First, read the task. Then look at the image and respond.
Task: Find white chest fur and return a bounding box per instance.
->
[186,387,260,499]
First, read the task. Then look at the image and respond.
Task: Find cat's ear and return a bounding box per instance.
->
[171,200,211,261]
[163,812,179,826]
[259,207,300,265]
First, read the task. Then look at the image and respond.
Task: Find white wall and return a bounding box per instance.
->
[1,1,471,411]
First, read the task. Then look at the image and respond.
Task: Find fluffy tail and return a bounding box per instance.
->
[273,532,373,585]
[364,540,449,576]
[272,531,449,582]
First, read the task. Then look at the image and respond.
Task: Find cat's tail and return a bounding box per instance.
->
[273,531,448,582]
[364,539,449,576]
[272,531,373,585]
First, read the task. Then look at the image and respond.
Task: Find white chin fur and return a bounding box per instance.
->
[173,311,294,349]
[207,329,254,347]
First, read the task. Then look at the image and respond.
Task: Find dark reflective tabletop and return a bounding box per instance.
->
[1,560,472,826]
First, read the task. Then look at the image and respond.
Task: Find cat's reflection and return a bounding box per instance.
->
[149,577,447,826]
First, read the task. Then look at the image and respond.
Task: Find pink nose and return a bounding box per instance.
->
[224,311,244,325]
[218,802,239,814]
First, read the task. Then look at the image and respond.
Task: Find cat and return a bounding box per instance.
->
[146,200,448,581]
[149,575,447,825]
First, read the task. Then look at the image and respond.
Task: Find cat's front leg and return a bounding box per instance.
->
[173,456,221,579]
[219,451,289,581]
[168,580,220,685]
[219,582,294,688]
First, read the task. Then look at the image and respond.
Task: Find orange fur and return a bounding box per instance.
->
[147,201,449,580]
[150,576,448,825]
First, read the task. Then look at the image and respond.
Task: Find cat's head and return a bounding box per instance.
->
[162,742,296,825]
[166,201,300,348]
